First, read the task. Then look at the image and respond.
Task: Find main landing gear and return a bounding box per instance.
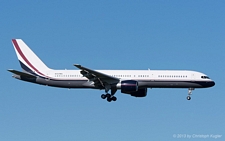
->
[187,88,194,100]
[101,85,117,102]
[101,94,117,102]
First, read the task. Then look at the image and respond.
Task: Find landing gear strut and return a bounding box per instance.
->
[101,85,117,102]
[187,88,194,100]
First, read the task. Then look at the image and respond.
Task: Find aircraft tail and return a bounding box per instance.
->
[12,39,51,77]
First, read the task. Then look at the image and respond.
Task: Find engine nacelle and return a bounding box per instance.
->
[121,80,138,93]
[129,88,147,97]
[121,80,147,97]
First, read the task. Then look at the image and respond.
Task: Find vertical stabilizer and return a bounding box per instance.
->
[12,39,51,77]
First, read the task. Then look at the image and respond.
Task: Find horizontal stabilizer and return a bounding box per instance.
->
[8,69,36,78]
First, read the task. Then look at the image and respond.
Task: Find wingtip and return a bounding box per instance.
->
[74,64,81,67]
[7,69,14,72]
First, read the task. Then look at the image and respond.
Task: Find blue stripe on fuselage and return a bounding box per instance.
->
[19,61,45,78]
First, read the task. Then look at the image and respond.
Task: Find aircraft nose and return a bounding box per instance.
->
[203,80,215,88]
[208,80,215,87]
[211,81,215,87]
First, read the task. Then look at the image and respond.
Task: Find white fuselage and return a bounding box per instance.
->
[26,69,214,89]
[48,70,202,81]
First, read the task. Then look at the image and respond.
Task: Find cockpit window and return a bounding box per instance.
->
[201,76,210,79]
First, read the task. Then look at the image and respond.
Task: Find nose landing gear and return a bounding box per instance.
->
[187,88,194,100]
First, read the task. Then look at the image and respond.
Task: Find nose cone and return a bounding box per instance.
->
[207,80,215,87]
[200,80,215,88]
[211,81,215,87]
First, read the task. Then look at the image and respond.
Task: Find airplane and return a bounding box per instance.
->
[8,39,215,102]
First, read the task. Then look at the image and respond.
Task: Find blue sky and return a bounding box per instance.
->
[1,1,224,140]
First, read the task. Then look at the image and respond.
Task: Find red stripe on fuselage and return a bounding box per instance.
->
[12,39,46,77]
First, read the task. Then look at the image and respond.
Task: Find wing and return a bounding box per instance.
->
[74,64,120,88]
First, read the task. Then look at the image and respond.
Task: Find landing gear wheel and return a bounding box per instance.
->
[107,97,112,102]
[187,96,191,100]
[106,94,111,98]
[112,96,117,101]
[101,94,106,99]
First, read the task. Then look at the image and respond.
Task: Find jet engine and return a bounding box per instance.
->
[121,80,147,97]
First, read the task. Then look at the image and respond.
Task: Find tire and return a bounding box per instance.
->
[101,94,106,99]
[107,97,112,102]
[112,96,117,101]
[187,96,191,100]
[106,94,111,98]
